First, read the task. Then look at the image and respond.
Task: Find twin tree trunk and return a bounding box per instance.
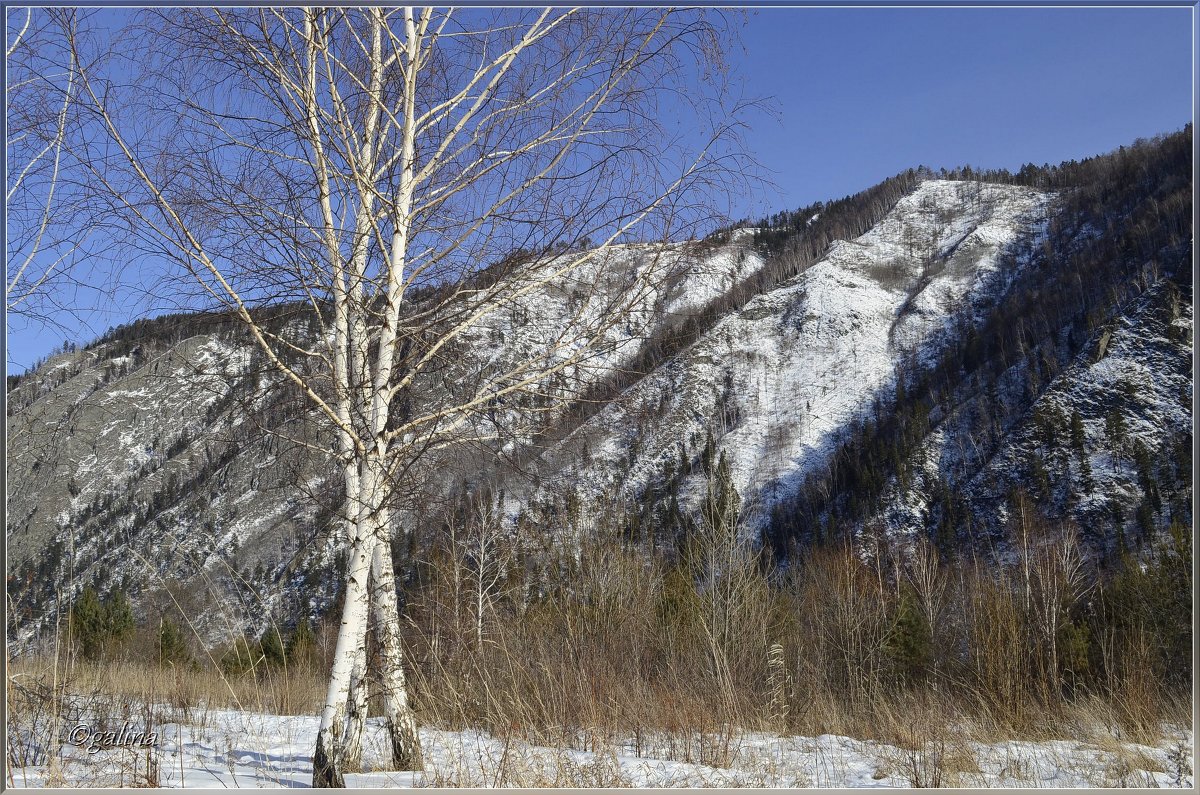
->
[312,461,422,787]
[340,643,368,772]
[314,11,421,781]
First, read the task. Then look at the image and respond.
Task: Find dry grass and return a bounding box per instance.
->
[7,523,1190,787]
[395,532,1190,761]
[8,656,327,718]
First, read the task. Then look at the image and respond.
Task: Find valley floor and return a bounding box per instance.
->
[7,707,1192,788]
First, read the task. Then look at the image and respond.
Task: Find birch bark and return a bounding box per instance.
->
[369,533,422,770]
[311,504,375,787]
[340,641,369,772]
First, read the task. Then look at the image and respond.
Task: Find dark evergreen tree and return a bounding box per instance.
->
[260,626,287,668]
[158,616,192,667]
[69,587,108,660]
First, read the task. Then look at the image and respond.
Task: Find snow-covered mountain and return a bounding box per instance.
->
[521,181,1053,531]
[872,272,1192,553]
[7,129,1192,645]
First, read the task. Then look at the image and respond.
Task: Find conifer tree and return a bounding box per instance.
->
[158,616,191,667]
[69,587,106,660]
[260,627,287,669]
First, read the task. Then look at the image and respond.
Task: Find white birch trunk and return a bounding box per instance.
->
[340,638,369,772]
[338,508,423,772]
[311,507,375,788]
[369,531,423,770]
[340,9,425,770]
[62,7,741,787]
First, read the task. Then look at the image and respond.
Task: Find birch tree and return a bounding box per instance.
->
[5,8,96,327]
[53,6,751,787]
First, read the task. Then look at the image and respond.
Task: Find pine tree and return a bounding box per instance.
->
[886,586,932,684]
[288,618,320,670]
[1135,499,1155,543]
[158,616,192,667]
[702,452,740,539]
[69,587,107,660]
[1104,409,1127,469]
[69,587,135,660]
[1078,453,1093,492]
[1131,440,1162,514]
[1028,451,1052,502]
[221,636,259,676]
[260,626,287,669]
[1069,409,1086,453]
[106,590,135,644]
[701,429,716,476]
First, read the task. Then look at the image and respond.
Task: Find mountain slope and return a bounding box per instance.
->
[7,128,1192,646]
[6,237,771,643]
[518,181,1052,532]
[756,127,1192,560]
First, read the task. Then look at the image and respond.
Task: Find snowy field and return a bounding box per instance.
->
[8,707,1192,788]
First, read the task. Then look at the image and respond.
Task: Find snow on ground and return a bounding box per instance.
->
[7,707,1192,788]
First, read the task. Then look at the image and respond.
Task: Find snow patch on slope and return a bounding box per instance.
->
[543,181,1052,529]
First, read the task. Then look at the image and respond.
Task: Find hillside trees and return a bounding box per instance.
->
[68,586,135,661]
[53,7,752,787]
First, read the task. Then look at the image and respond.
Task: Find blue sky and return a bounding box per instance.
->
[731,6,1194,218]
[6,5,1194,372]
